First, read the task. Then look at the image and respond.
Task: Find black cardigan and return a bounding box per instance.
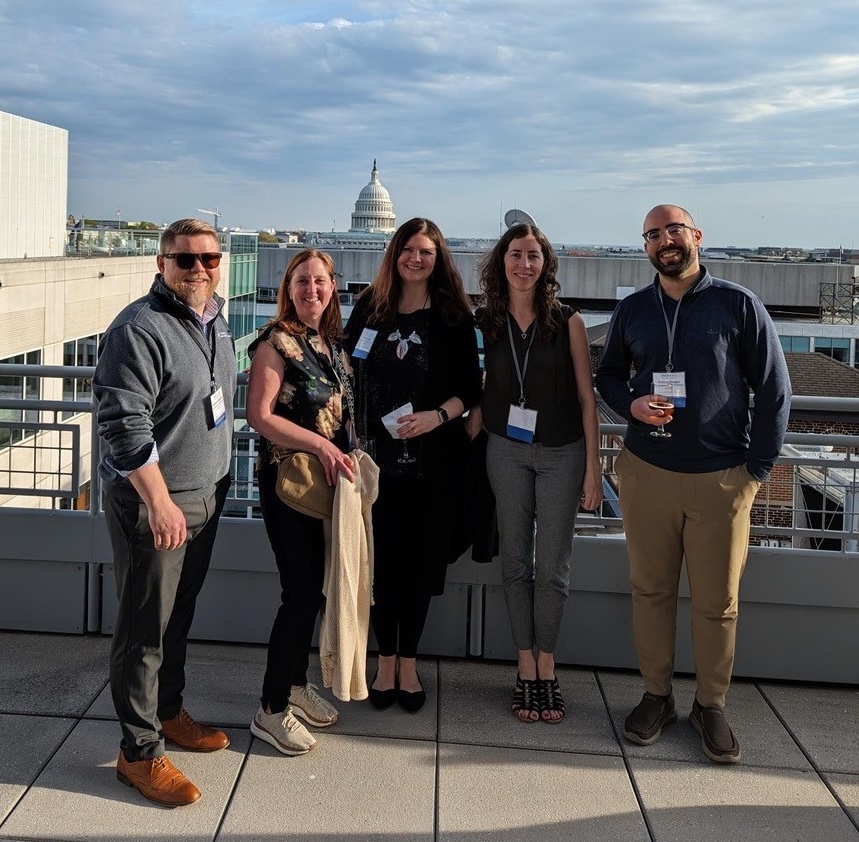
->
[344,295,483,590]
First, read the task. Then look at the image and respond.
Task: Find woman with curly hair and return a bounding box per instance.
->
[474,223,602,724]
[247,248,354,755]
[345,217,482,713]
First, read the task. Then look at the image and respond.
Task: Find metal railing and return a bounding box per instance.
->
[2,364,859,550]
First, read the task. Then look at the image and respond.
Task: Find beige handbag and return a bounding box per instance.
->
[275,451,334,519]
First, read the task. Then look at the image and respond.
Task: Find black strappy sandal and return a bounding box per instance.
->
[512,674,539,723]
[539,677,565,724]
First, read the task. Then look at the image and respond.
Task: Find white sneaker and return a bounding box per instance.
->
[289,683,339,728]
[250,707,316,756]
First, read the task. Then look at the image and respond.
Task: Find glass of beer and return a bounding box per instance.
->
[649,383,675,438]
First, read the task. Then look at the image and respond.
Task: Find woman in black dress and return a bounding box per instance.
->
[345,218,482,712]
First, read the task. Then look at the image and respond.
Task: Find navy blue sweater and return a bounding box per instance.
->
[595,268,790,480]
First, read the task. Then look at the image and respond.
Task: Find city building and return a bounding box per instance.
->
[349,159,396,234]
[0,111,257,511]
[0,111,67,259]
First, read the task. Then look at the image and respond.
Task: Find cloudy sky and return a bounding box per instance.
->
[1,0,857,248]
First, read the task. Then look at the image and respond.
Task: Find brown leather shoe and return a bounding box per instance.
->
[161,708,230,752]
[116,753,201,807]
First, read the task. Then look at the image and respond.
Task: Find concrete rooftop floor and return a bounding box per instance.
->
[0,631,857,842]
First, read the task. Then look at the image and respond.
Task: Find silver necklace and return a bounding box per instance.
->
[388,328,422,360]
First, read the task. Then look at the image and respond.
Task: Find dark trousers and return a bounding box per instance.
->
[258,462,325,713]
[105,474,230,762]
[371,473,434,659]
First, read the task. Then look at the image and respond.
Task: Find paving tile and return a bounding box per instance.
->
[85,647,436,741]
[439,660,620,755]
[85,640,267,727]
[631,758,859,842]
[759,682,859,774]
[598,671,810,769]
[0,718,250,841]
[824,773,859,828]
[219,733,435,841]
[0,714,75,824]
[0,632,110,716]
[437,743,648,841]
[312,655,439,741]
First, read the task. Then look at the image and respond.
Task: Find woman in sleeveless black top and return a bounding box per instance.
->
[475,224,602,725]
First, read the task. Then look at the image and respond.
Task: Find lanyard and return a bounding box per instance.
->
[506,313,536,408]
[181,318,219,391]
[656,287,681,373]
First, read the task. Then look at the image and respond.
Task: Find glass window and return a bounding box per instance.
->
[779,336,810,353]
[62,334,100,419]
[0,350,42,448]
[814,337,850,364]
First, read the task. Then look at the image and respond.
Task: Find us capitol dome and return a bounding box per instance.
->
[349,160,396,234]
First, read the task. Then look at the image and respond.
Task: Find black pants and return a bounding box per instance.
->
[258,462,325,713]
[371,473,433,659]
[105,474,230,762]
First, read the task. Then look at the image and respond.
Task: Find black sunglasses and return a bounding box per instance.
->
[162,252,222,270]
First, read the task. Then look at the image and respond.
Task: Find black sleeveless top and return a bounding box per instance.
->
[481,304,584,446]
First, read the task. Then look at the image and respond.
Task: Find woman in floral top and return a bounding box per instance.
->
[246,248,354,756]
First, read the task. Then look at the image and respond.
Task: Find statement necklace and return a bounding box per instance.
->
[388,328,422,359]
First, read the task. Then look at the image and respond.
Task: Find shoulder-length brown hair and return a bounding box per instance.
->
[359,217,473,327]
[476,223,562,344]
[271,248,343,340]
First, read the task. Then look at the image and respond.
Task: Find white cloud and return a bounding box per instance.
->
[0,0,856,245]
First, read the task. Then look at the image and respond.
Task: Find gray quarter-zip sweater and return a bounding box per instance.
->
[93,275,236,502]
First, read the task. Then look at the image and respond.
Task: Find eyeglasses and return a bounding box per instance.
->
[642,223,697,244]
[162,252,222,269]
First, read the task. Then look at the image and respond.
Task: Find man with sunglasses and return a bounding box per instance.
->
[596,205,790,765]
[94,218,236,805]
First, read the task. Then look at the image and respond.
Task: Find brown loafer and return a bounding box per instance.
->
[161,708,230,752]
[116,753,201,807]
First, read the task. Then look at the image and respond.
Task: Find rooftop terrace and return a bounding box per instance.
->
[1,631,857,842]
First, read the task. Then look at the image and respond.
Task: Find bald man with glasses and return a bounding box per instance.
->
[94,218,236,805]
[596,205,790,764]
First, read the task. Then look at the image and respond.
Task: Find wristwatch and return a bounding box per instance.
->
[437,407,450,424]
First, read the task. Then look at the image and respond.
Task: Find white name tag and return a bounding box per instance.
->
[507,404,537,443]
[352,328,378,359]
[208,386,227,428]
[653,372,687,408]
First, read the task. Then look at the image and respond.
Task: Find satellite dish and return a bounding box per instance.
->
[504,208,537,229]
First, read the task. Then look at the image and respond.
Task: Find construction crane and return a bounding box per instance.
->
[196,207,222,229]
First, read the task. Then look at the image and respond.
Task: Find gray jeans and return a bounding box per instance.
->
[486,433,585,653]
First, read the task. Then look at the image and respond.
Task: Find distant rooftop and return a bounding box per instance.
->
[784,352,859,398]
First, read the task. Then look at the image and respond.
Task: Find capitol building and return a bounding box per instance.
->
[305,160,396,248]
[349,160,396,234]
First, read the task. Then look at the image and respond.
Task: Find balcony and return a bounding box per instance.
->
[1,365,858,840]
[1,365,857,684]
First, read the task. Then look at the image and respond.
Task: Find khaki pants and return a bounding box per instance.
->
[616,448,760,708]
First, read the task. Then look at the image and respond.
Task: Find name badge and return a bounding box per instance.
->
[208,386,227,428]
[653,371,687,408]
[352,328,378,360]
[507,404,537,443]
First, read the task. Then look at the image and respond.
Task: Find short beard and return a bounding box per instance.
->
[649,245,695,278]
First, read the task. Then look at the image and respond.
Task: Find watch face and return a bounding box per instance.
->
[438,408,449,423]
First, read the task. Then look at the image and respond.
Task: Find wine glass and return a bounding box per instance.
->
[396,407,416,464]
[649,382,675,439]
[398,436,416,464]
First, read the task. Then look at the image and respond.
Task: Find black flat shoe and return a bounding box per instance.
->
[368,670,397,710]
[397,672,426,713]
